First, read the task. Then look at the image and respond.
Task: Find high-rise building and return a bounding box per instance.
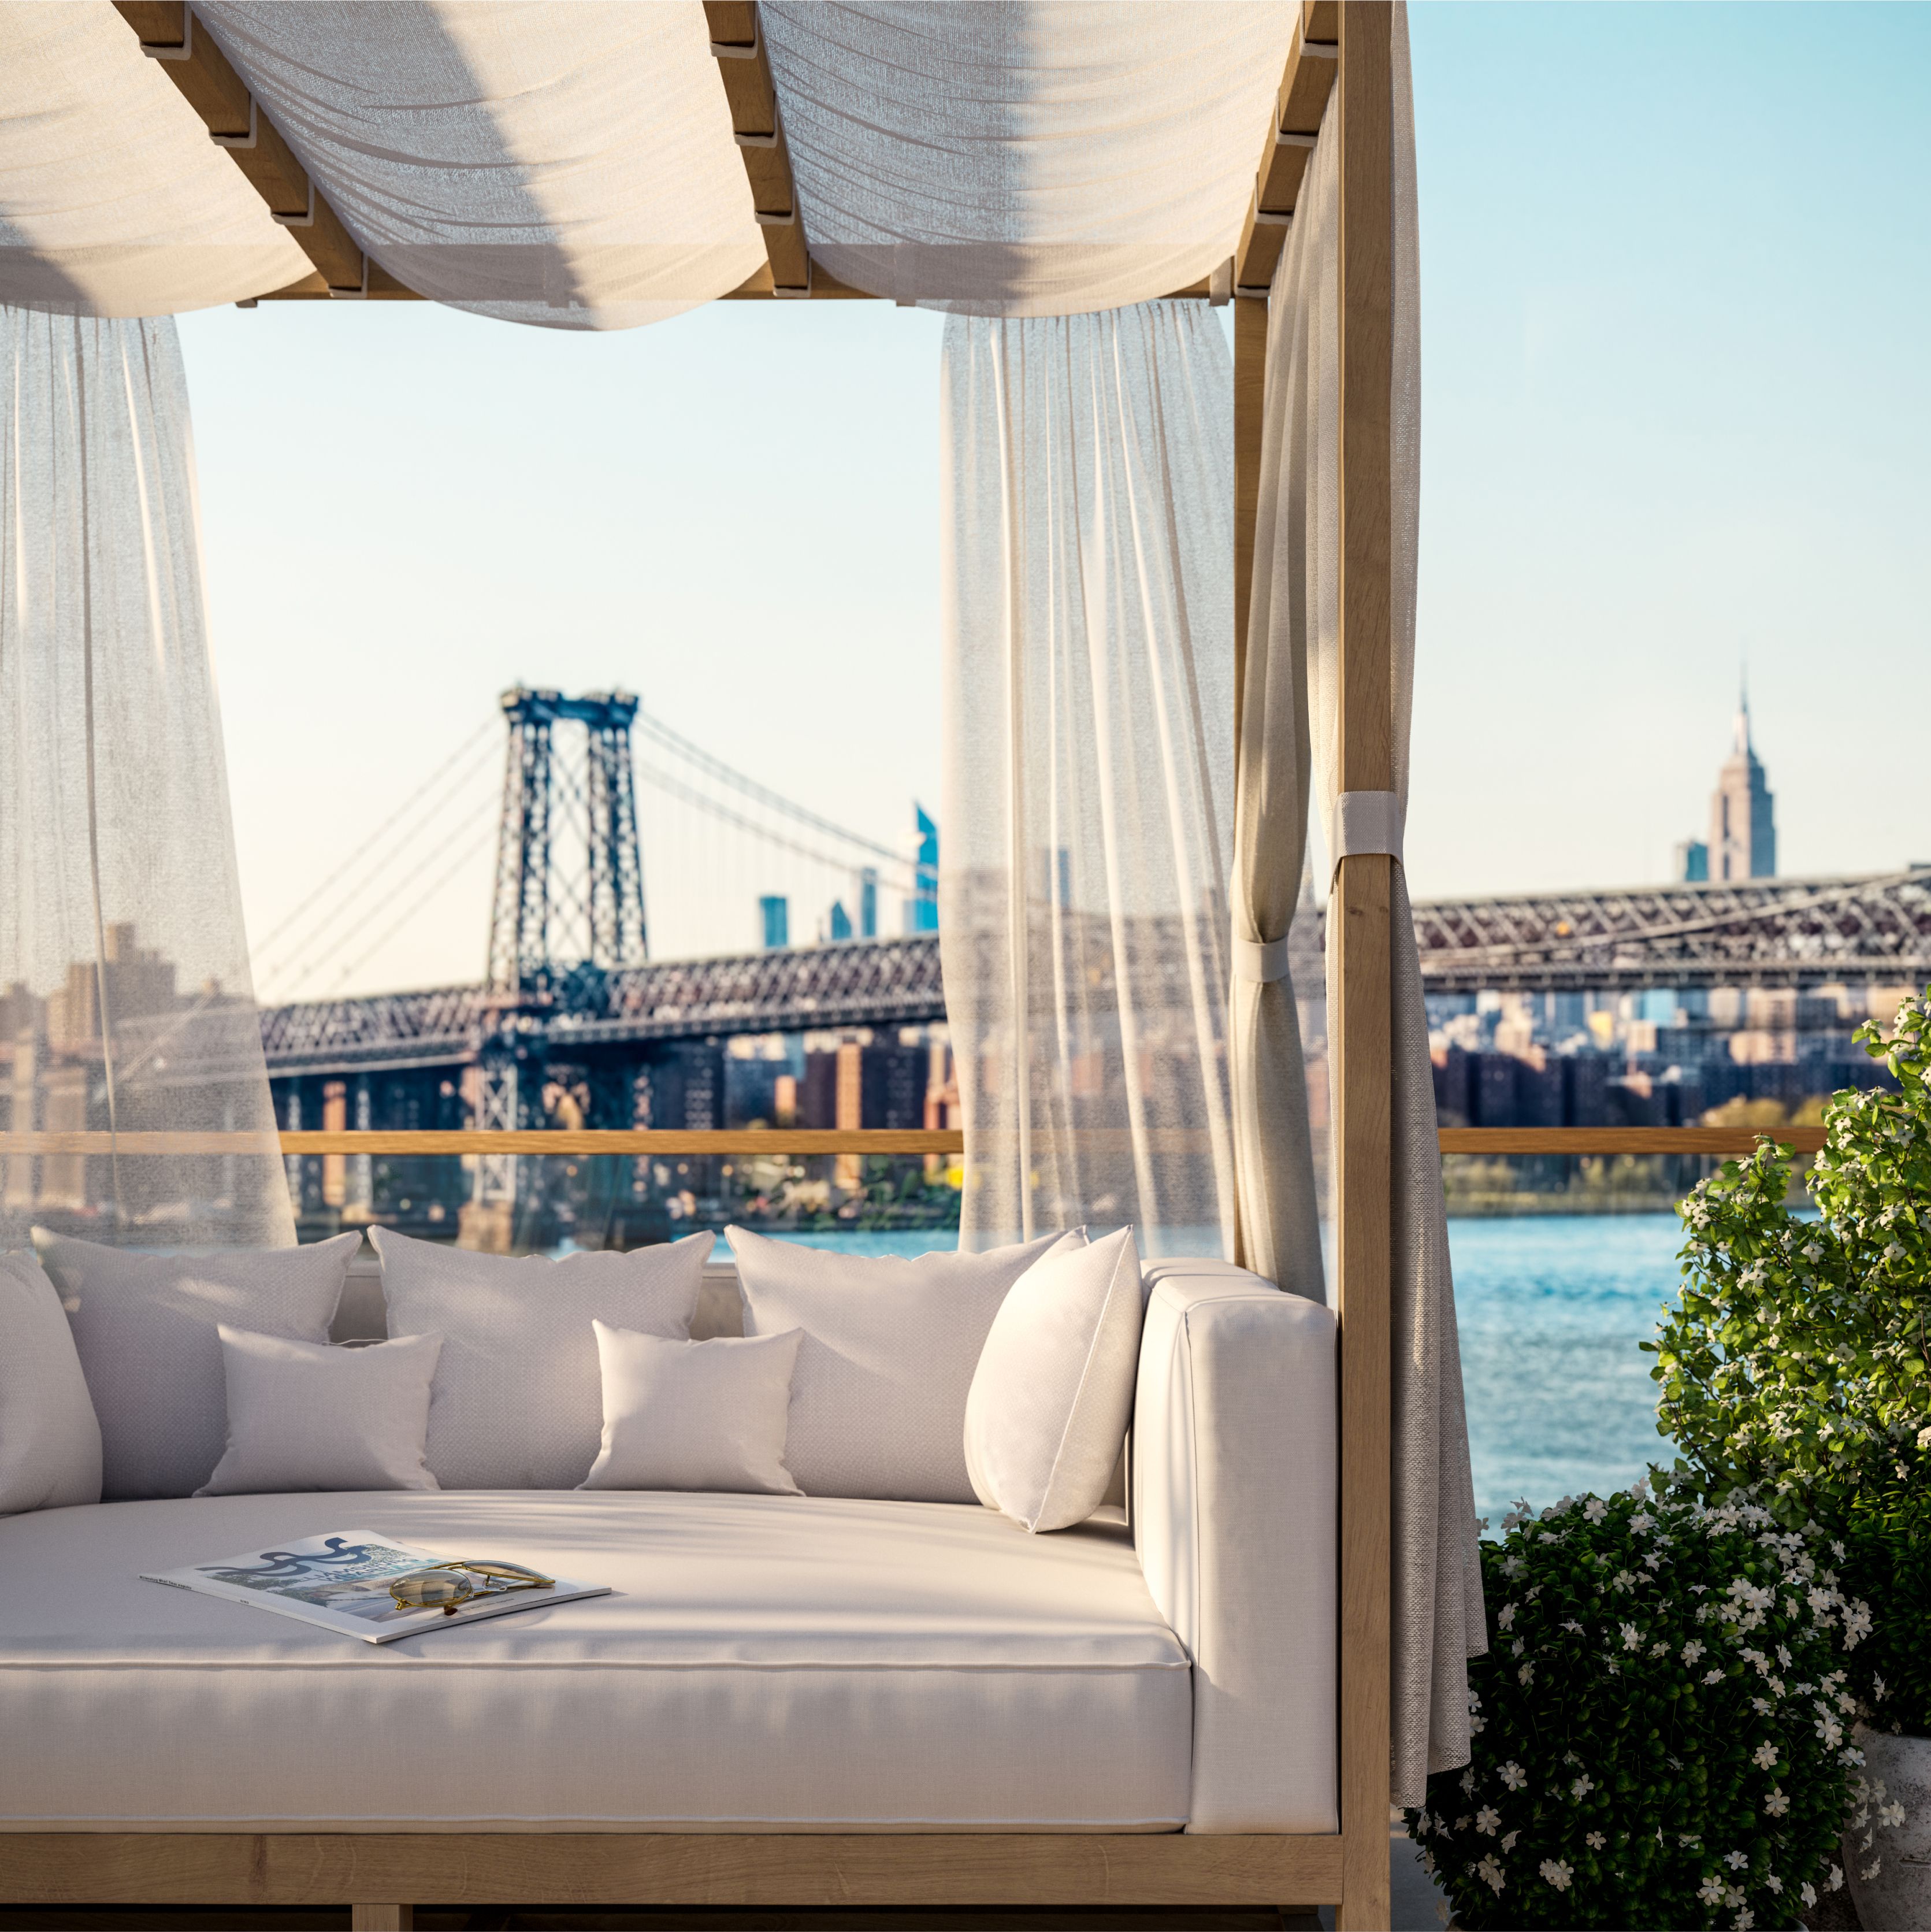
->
[905,805,939,933]
[827,900,853,942]
[759,895,789,949]
[1707,684,1776,881]
[1674,684,1775,883]
[858,867,878,939]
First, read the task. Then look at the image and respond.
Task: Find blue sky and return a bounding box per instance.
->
[177,2,1931,997]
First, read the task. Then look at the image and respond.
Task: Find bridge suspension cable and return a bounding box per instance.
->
[252,698,920,1003]
[253,716,503,1000]
[632,707,905,866]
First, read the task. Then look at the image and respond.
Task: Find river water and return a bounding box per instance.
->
[779,1212,1687,1526]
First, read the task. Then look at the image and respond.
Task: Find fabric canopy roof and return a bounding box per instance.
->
[0,0,1297,328]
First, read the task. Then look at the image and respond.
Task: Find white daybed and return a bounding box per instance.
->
[0,1262,1338,1921]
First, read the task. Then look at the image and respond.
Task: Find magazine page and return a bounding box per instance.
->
[142,1530,610,1644]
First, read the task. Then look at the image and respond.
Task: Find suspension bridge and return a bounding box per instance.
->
[255,689,1931,1216]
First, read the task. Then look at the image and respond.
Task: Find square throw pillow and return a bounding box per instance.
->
[198,1327,444,1497]
[727,1226,1080,1501]
[32,1229,361,1500]
[580,1321,803,1496]
[964,1224,1146,1533]
[0,1251,103,1515]
[370,1228,712,1489]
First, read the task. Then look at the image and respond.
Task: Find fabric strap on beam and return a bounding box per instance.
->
[1333,789,1403,867]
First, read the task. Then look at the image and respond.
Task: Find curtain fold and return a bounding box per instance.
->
[939,301,1236,1257]
[0,306,291,1249]
[1251,7,1486,1808]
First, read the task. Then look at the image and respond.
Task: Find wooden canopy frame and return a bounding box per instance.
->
[3,5,1397,1926]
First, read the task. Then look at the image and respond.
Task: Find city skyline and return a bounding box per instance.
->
[172,1,1930,1000]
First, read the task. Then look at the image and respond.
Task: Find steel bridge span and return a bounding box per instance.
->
[261,869,1931,1074]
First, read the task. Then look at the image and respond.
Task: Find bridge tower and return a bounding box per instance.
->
[473,688,649,1234]
[486,687,649,995]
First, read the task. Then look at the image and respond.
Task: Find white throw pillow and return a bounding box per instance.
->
[0,1251,103,1515]
[964,1225,1146,1533]
[370,1229,712,1489]
[580,1321,803,1496]
[197,1326,444,1497]
[727,1226,1080,1501]
[32,1229,360,1500]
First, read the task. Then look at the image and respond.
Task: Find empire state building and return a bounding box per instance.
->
[1675,687,1776,882]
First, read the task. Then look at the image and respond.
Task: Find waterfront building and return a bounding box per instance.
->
[758,894,788,950]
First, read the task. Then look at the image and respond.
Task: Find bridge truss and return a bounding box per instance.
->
[260,872,1931,1076]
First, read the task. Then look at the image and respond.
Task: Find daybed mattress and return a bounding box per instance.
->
[0,1490,1191,1831]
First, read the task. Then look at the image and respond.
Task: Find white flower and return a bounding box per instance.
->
[1621,1622,1642,1651]
[1725,1850,1748,1870]
[1918,1423,1931,1452]
[1698,1876,1726,1906]
[1498,1762,1527,1792]
[1512,1638,1525,1657]
[1561,1618,1583,1634]
[1460,1767,1476,1797]
[1631,1509,1654,1532]
[1764,1788,1789,1816]
[1584,1497,1608,1522]
[1705,1668,1726,1686]
[1863,1862,1881,1882]
[1683,1640,1706,1666]
[1476,1856,1505,1894]
[1539,1859,1573,1893]
[1766,1873,1783,1893]
[1612,1569,1636,1590]
[1734,1910,1755,1930]
[1828,1863,1844,1891]
[1570,1774,1594,1800]
[1475,1807,1499,1835]
[1800,1882,1817,1908]
[1881,1800,1907,1829]
[1502,1829,1519,1852]
[1518,1663,1535,1686]
[1496,1602,1516,1631]
[1585,1830,1605,1849]
[1752,1742,1778,1770]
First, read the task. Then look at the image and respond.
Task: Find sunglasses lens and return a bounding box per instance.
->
[463,1562,549,1585]
[391,1573,470,1609]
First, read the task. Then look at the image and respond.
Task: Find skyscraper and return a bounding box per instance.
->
[1707,683,1776,881]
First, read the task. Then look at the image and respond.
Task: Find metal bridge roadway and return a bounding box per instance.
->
[261,869,1931,1074]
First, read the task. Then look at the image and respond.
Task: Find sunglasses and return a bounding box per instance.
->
[385,1559,555,1616]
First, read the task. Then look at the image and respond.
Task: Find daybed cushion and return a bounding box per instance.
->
[32,1230,361,1501]
[727,1226,1075,1503]
[0,1489,1190,1832]
[370,1228,713,1489]
[0,1252,102,1515]
[1134,1261,1338,1835]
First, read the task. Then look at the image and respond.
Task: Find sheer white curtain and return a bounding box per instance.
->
[940,301,1236,1256]
[0,307,291,1249]
[1250,11,1486,1807]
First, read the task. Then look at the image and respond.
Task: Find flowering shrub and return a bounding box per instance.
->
[1650,993,1931,1732]
[1409,1482,1866,1930]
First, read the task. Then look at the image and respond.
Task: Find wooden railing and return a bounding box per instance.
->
[0,1127,1827,1155]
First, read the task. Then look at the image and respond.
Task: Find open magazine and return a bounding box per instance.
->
[142,1530,610,1644]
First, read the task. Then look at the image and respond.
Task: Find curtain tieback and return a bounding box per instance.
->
[1232,935,1291,984]
[1334,789,1404,867]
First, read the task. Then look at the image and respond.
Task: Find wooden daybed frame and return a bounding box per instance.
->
[2,4,1402,1926]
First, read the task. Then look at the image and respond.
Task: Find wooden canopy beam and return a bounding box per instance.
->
[704,1,813,296]
[112,0,415,300]
[1234,0,1340,299]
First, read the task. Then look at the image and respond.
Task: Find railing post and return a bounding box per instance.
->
[1334,4,1395,1929]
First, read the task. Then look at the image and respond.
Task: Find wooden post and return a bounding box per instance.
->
[1333,4,1395,1930]
[1233,292,1269,749]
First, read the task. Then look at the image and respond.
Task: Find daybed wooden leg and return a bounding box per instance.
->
[350,1907,412,1931]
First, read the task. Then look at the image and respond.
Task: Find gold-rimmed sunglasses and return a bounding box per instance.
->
[385,1559,555,1616]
